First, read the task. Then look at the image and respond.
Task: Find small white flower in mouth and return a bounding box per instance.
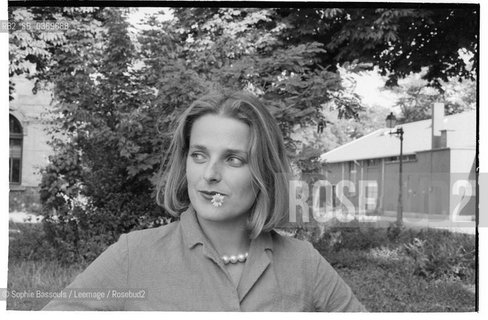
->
[211,193,225,207]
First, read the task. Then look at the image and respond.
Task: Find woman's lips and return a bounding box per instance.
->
[199,191,226,201]
[199,192,213,201]
[199,190,226,196]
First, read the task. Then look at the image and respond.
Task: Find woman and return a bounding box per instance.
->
[43,90,366,311]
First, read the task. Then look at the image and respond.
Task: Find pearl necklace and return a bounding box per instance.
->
[221,252,248,265]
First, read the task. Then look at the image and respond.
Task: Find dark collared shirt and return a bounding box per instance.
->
[43,207,366,311]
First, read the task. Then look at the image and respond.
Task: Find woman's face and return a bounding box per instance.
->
[186,114,257,225]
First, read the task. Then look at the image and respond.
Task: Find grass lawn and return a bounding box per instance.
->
[7,260,85,310]
[334,257,475,312]
[314,226,477,312]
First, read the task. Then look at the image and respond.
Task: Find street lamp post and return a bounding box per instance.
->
[386,112,404,228]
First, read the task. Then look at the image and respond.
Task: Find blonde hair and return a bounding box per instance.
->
[157,90,291,239]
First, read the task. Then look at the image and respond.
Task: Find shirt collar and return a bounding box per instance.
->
[179,206,273,252]
[180,205,206,249]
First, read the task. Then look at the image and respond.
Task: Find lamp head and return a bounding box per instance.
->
[386,112,397,129]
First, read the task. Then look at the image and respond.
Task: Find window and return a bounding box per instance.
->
[386,156,399,163]
[366,159,380,166]
[348,161,357,185]
[385,154,417,163]
[365,183,378,211]
[9,115,23,184]
[331,185,337,207]
[405,154,417,162]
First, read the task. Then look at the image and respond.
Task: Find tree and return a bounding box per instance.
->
[273,7,478,88]
[8,7,109,100]
[37,8,168,263]
[137,8,357,153]
[391,71,476,123]
[11,6,478,99]
[170,6,478,157]
[292,103,389,175]
[9,7,59,100]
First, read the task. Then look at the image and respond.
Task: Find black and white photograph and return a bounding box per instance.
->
[3,0,483,314]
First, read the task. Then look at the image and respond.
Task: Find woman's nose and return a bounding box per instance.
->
[203,161,222,183]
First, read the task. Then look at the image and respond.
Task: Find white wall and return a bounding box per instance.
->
[9,76,54,188]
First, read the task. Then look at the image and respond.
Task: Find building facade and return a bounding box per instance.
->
[319,104,476,224]
[9,76,54,213]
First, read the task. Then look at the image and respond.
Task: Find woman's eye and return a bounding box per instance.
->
[227,156,244,167]
[190,153,206,162]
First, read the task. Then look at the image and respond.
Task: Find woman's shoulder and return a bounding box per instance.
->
[270,229,317,258]
[123,219,181,249]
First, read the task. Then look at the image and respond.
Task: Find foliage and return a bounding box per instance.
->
[337,262,475,312]
[8,7,107,100]
[9,222,56,262]
[314,224,386,254]
[313,226,475,283]
[9,7,56,100]
[11,7,478,99]
[33,8,168,263]
[402,230,475,281]
[311,226,476,311]
[167,8,354,152]
[292,102,389,174]
[391,72,476,123]
[273,7,478,87]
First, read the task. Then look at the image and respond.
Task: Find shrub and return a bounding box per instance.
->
[312,224,475,283]
[8,223,58,262]
[313,224,389,253]
[402,229,475,281]
[321,249,368,269]
[337,263,476,312]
